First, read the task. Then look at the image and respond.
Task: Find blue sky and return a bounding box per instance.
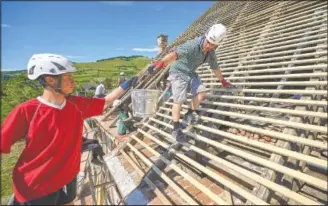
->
[1,1,215,71]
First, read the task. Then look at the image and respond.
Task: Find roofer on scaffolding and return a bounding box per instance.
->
[117,71,126,87]
[147,24,231,143]
[1,54,138,205]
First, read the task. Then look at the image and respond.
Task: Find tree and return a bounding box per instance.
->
[1,73,42,122]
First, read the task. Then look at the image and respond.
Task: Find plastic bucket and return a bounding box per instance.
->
[131,89,161,118]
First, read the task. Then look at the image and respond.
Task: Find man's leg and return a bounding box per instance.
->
[191,92,206,110]
[192,85,209,170]
[172,103,182,122]
[168,73,189,142]
[184,76,206,125]
[148,74,187,175]
[171,102,185,142]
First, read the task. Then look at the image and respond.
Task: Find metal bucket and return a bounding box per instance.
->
[131,89,161,118]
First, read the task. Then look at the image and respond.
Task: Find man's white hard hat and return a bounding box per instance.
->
[205,24,227,45]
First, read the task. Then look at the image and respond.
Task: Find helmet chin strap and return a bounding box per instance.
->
[46,75,72,97]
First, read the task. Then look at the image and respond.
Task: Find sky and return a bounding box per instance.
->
[1,1,215,71]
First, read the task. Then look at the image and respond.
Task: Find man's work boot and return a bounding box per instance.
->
[172,129,186,143]
[190,111,200,125]
[184,111,201,125]
[183,111,192,125]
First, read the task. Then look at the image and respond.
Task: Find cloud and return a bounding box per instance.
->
[1,24,11,28]
[116,48,125,51]
[132,46,159,52]
[101,1,134,6]
[66,55,85,59]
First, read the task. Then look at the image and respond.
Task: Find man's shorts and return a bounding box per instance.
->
[168,72,206,104]
[10,177,77,205]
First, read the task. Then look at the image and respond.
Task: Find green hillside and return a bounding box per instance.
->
[73,56,150,87]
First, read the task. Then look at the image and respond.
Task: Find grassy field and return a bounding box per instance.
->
[73,56,149,86]
[1,141,25,204]
[0,56,150,204]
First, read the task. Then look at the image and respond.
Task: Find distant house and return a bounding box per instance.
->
[81,82,97,92]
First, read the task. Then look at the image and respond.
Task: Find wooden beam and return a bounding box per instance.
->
[130,135,230,205]
[126,143,198,205]
[143,121,328,191]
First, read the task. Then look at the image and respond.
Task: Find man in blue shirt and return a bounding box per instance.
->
[148,24,231,142]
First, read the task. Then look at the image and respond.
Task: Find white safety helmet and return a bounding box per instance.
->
[113,99,122,108]
[120,72,125,76]
[205,24,227,45]
[27,53,77,80]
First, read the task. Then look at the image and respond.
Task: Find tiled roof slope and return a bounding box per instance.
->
[94,1,327,205]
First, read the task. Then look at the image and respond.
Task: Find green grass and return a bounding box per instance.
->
[0,56,150,201]
[1,141,25,204]
[73,56,149,90]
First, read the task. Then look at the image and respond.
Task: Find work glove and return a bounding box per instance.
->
[120,76,138,90]
[147,64,156,75]
[221,78,231,88]
[147,61,165,75]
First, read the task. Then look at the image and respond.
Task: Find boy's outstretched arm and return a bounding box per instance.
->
[103,77,138,109]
